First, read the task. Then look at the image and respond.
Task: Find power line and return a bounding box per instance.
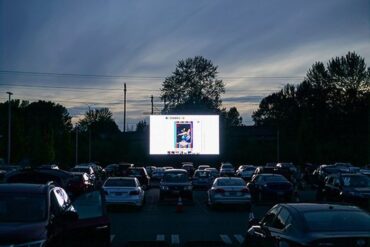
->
[0,70,305,80]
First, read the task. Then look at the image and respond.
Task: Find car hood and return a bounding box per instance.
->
[0,222,47,245]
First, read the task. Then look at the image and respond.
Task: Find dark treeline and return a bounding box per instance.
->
[253,52,370,165]
[0,52,369,167]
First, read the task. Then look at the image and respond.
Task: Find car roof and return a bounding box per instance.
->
[216,177,242,181]
[0,183,50,194]
[165,169,187,173]
[283,203,361,213]
[106,177,137,182]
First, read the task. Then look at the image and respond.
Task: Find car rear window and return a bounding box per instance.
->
[195,171,210,177]
[222,164,233,169]
[264,175,288,182]
[303,210,370,232]
[104,179,136,187]
[129,169,144,176]
[163,172,188,182]
[217,179,245,186]
[342,175,370,187]
[0,194,47,223]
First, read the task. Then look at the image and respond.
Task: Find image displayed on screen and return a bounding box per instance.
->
[150,115,219,155]
[175,122,193,149]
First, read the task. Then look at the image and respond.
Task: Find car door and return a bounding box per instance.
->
[49,190,111,247]
[268,207,297,246]
[251,206,281,247]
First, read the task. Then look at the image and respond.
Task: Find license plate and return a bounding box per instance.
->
[115,192,123,196]
[229,192,236,196]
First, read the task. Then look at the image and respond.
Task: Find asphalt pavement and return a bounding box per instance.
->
[108,182,316,247]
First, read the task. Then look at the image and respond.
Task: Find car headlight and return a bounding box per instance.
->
[160,186,169,190]
[14,240,46,247]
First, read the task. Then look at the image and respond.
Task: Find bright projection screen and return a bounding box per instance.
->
[150,115,219,155]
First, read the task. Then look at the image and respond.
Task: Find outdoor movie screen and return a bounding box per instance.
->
[150,115,219,155]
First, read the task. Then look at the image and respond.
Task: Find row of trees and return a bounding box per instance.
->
[253,52,370,164]
[1,53,368,166]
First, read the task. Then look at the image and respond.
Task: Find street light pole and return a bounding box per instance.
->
[6,92,13,165]
[75,125,79,165]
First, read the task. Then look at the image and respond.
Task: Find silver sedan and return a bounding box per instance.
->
[103,177,145,207]
[207,177,251,209]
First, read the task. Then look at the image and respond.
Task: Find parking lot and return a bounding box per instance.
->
[109,181,316,246]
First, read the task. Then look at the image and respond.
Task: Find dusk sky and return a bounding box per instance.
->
[1,0,369,130]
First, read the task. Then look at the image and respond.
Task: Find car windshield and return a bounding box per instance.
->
[264,175,287,182]
[0,194,47,223]
[217,179,245,186]
[304,210,370,232]
[163,172,188,183]
[104,179,136,187]
[342,175,370,187]
[243,167,256,171]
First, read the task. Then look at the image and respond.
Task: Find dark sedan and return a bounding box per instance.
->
[319,173,370,209]
[245,203,370,247]
[159,169,193,201]
[247,174,294,202]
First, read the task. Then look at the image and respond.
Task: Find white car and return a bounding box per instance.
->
[207,177,251,209]
[103,177,145,207]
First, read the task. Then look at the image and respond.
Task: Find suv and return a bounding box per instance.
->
[181,162,195,177]
[160,169,193,201]
[127,167,151,190]
[0,183,110,246]
[220,162,235,176]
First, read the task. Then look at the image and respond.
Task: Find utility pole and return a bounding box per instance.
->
[124,83,127,132]
[88,106,92,163]
[6,92,13,165]
[277,127,280,162]
[151,95,154,115]
[75,125,79,165]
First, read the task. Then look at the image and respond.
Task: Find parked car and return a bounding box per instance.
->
[198,165,210,171]
[0,183,110,247]
[159,169,193,201]
[5,168,75,194]
[245,203,370,247]
[360,168,370,177]
[275,162,299,184]
[205,167,219,179]
[68,172,95,196]
[181,163,195,177]
[207,177,251,210]
[145,166,157,177]
[318,173,370,209]
[220,162,235,176]
[192,170,213,189]
[236,166,256,181]
[103,177,145,208]
[116,163,134,176]
[312,164,341,188]
[105,164,119,177]
[39,164,60,170]
[127,167,150,190]
[70,166,96,185]
[247,174,294,202]
[152,167,166,181]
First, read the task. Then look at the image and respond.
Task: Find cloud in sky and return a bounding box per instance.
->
[0,0,369,128]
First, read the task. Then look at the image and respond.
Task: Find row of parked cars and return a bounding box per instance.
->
[0,162,111,246]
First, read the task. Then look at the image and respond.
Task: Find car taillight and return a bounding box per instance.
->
[215,188,225,194]
[129,190,140,195]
